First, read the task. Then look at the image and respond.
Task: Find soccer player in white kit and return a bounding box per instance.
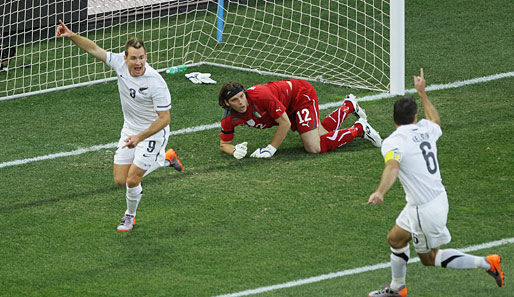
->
[366,69,504,297]
[56,20,183,232]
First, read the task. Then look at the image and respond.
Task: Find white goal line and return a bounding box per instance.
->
[212,237,514,297]
[0,71,513,170]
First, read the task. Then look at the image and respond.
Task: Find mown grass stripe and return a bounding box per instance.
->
[1,71,513,170]
[213,237,514,297]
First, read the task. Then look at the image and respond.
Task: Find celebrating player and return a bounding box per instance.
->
[366,69,504,297]
[56,20,183,232]
[218,79,382,159]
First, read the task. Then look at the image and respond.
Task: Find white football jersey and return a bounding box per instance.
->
[381,119,446,206]
[106,52,171,134]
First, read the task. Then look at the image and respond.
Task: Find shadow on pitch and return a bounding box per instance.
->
[0,141,376,213]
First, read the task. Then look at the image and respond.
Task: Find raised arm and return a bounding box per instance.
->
[56,20,107,63]
[414,68,440,126]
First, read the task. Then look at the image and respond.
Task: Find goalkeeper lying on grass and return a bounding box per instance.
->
[218,79,382,159]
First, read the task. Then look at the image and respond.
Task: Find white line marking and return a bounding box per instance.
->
[0,124,222,169]
[213,237,514,297]
[0,143,117,169]
[320,71,514,110]
[1,71,513,169]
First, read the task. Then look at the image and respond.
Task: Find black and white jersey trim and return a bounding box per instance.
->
[157,103,171,109]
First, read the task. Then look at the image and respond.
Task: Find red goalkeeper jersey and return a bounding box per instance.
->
[220,79,319,142]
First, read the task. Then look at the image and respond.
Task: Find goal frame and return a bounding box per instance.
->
[0,0,405,101]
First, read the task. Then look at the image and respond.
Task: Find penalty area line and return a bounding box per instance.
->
[1,71,513,169]
[0,123,220,169]
[212,237,514,297]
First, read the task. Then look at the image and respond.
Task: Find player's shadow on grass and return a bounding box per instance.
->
[273,139,379,161]
[0,161,250,213]
[0,184,122,213]
[1,141,376,213]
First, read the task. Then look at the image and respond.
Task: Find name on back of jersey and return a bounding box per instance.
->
[412,132,430,143]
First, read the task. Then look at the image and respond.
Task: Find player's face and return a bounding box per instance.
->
[225,91,248,113]
[125,47,147,77]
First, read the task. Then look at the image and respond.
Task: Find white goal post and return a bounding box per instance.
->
[0,0,404,101]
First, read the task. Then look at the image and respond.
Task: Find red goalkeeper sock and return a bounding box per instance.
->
[320,123,363,153]
[321,101,354,132]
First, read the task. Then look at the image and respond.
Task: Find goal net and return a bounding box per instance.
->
[0,0,404,101]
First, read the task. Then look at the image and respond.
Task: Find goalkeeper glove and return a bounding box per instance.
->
[250,144,277,158]
[233,142,248,159]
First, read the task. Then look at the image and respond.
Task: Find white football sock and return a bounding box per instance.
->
[143,161,164,177]
[390,245,410,290]
[435,249,489,269]
[125,184,142,216]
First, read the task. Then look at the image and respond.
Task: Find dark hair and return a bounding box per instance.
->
[393,96,417,125]
[124,38,146,56]
[218,81,245,110]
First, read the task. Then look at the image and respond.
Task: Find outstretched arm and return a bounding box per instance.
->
[56,20,107,63]
[414,68,440,126]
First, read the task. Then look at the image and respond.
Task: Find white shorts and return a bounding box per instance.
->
[396,192,452,253]
[113,127,170,171]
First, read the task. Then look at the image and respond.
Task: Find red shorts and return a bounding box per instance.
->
[287,79,320,134]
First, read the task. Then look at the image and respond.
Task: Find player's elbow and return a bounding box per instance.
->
[158,111,171,125]
[281,121,291,131]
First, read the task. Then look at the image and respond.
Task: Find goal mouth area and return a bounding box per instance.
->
[196,62,388,93]
[0,0,402,100]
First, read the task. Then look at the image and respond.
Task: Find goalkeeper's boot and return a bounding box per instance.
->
[368,284,407,297]
[486,254,504,287]
[165,148,183,172]
[344,94,367,120]
[357,118,382,147]
[117,214,135,232]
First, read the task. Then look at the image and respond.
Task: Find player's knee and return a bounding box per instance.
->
[113,176,126,187]
[304,143,321,154]
[387,233,408,249]
[125,176,141,188]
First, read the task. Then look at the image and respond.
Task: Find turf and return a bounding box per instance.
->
[0,1,513,296]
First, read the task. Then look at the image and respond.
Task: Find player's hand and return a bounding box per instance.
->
[413,68,426,94]
[250,144,277,158]
[233,142,248,159]
[122,135,141,149]
[56,19,73,38]
[367,191,384,205]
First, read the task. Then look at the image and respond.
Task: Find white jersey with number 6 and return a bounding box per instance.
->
[381,119,445,206]
[106,52,171,135]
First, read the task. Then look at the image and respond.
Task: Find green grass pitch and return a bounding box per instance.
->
[0,0,513,296]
